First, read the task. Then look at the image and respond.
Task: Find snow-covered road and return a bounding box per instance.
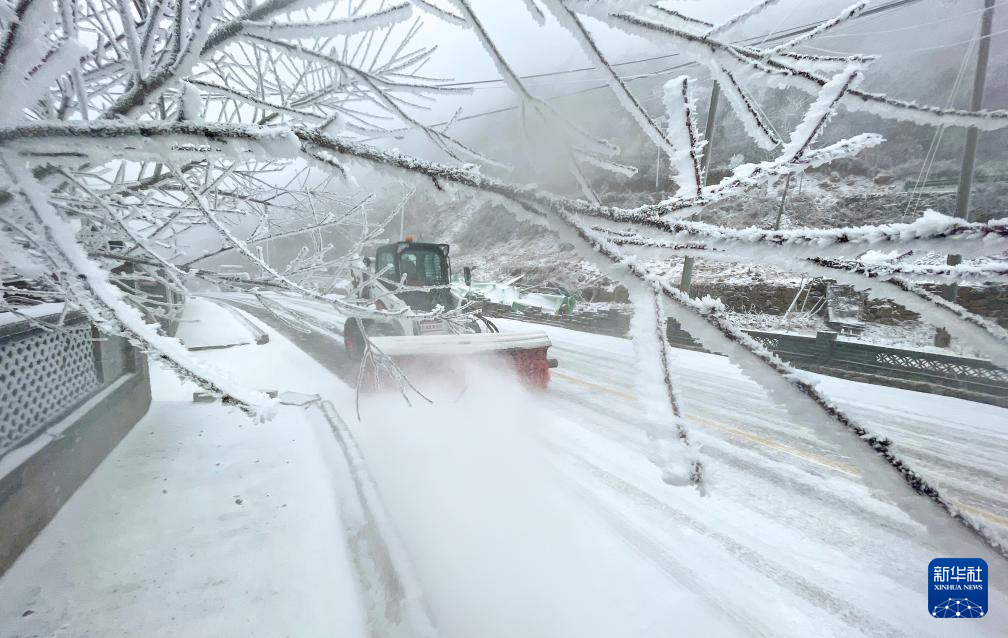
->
[514,320,1008,635]
[537,319,1008,545]
[227,294,1008,636]
[3,294,1006,637]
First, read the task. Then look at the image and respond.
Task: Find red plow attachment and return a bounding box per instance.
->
[366,332,556,390]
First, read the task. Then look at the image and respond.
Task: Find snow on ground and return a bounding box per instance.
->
[523,317,1008,534]
[0,304,371,637]
[258,298,1008,635]
[495,318,1008,636]
[349,369,735,638]
[2,296,1007,637]
[726,310,985,357]
[173,297,255,350]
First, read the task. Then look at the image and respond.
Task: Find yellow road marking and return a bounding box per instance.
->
[958,503,1008,528]
[554,370,855,474]
[552,371,639,401]
[688,413,861,477]
[551,368,1008,528]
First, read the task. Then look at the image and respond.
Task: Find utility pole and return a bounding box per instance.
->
[936,0,995,349]
[946,0,995,306]
[955,0,995,224]
[680,82,720,292]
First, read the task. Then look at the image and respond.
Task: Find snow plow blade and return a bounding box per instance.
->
[369,332,554,389]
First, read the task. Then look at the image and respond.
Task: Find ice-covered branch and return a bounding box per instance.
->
[766,1,866,55]
[648,282,703,488]
[605,8,1008,131]
[7,122,996,259]
[779,65,862,161]
[662,75,704,198]
[2,149,278,416]
[241,3,413,39]
[599,210,1008,261]
[407,0,466,25]
[104,0,310,117]
[705,0,781,38]
[544,0,678,161]
[808,256,1008,282]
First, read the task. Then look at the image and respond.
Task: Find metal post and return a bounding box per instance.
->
[681,82,721,292]
[679,255,695,291]
[700,82,720,183]
[944,253,963,302]
[655,148,661,190]
[679,254,694,294]
[773,173,792,230]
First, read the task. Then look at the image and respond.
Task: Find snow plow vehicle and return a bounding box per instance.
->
[344,238,556,389]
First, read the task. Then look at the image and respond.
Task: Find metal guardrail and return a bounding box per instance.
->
[0,304,156,576]
[668,323,1008,407]
[902,173,1005,192]
[480,301,1007,406]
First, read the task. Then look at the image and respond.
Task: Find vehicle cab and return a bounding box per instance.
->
[369,238,458,313]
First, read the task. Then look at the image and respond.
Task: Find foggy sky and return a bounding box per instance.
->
[400,0,1007,124]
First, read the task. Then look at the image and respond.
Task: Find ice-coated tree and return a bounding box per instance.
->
[1,0,1006,554]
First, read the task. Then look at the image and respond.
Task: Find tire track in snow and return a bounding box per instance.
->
[541,387,924,571]
[312,401,439,638]
[548,447,909,638]
[548,327,1008,538]
[548,462,778,638]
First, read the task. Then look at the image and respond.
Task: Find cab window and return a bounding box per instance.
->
[399,249,446,286]
[375,250,395,277]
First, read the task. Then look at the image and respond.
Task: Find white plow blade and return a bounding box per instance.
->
[370,332,551,357]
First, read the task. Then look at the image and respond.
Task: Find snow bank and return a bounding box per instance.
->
[173,298,255,350]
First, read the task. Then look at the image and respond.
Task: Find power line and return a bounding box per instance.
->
[815,0,1004,39]
[406,0,929,131]
[441,50,685,87]
[438,0,926,90]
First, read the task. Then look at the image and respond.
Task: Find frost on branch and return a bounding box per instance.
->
[661,76,704,199]
[0,0,479,412]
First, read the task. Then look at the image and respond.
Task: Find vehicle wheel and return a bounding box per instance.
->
[344,318,364,360]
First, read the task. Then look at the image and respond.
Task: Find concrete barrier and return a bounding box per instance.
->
[0,310,152,575]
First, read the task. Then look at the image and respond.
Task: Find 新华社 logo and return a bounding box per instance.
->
[929,558,988,618]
